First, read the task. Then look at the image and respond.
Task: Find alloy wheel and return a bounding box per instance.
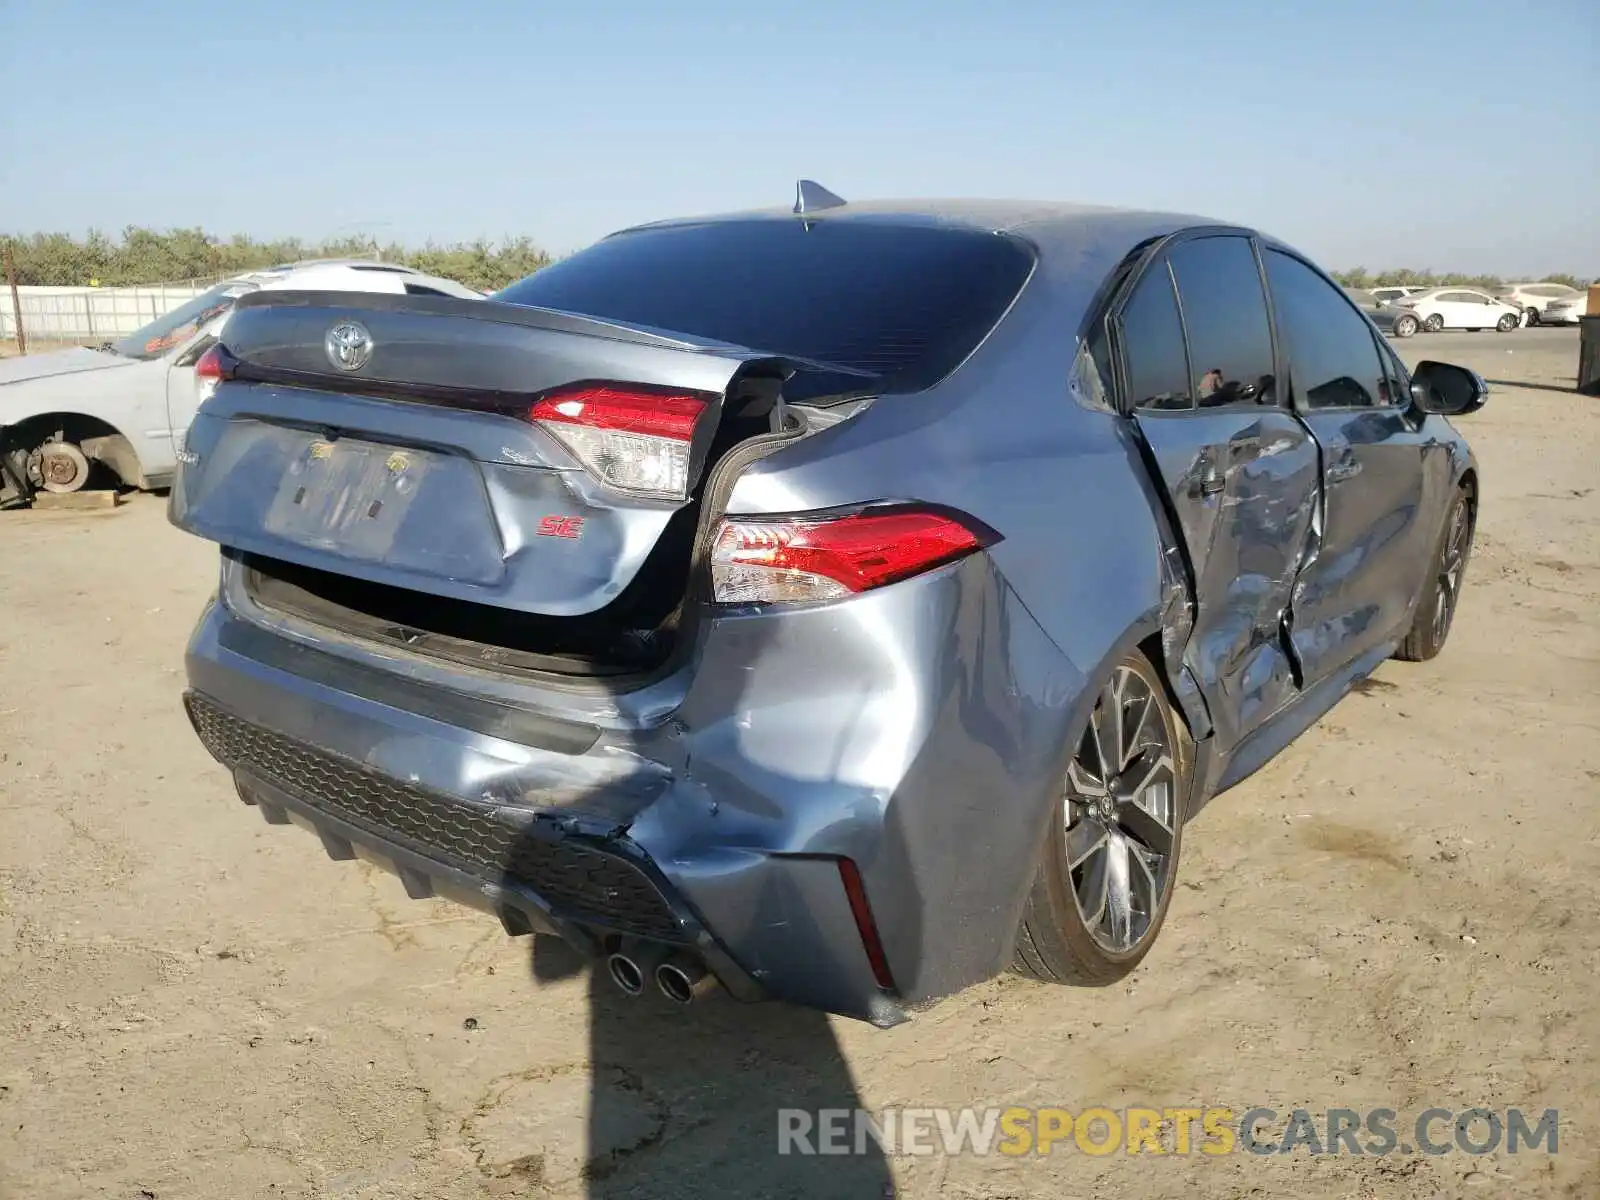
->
[1432,499,1472,642]
[1063,666,1178,955]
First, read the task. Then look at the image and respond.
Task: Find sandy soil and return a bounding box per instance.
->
[1,329,1596,1200]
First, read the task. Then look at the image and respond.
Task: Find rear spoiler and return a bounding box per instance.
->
[215,290,791,413]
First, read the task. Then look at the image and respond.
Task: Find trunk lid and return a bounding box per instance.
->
[169,290,795,618]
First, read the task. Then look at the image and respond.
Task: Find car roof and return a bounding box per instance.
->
[611,197,1262,337]
[617,197,1227,253]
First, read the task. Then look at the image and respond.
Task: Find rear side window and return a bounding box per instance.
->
[495,219,1035,394]
[1263,250,1388,409]
[1167,236,1278,408]
[1119,263,1193,411]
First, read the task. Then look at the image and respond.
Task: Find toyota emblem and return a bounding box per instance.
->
[324,321,374,372]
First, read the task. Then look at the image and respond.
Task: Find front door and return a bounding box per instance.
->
[1261,249,1439,684]
[1117,234,1321,753]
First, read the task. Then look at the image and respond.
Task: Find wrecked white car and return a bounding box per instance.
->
[1,261,482,507]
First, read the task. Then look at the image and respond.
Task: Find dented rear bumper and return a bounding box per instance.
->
[181,550,1091,1023]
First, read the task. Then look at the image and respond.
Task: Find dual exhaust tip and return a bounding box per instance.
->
[606,945,717,1005]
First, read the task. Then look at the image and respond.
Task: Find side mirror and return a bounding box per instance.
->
[1410,360,1488,416]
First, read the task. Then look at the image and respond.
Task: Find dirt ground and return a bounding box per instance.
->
[2,329,1596,1200]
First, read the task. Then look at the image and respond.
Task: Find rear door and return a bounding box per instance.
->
[1261,249,1442,683]
[1435,291,1480,329]
[1117,233,1321,752]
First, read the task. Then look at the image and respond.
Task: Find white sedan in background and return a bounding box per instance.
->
[1538,291,1590,326]
[1387,287,1524,338]
[1494,282,1583,326]
[0,260,483,507]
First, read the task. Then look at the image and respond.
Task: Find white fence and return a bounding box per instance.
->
[2,284,208,343]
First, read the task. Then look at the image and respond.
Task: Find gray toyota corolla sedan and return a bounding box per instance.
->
[170,187,1485,1026]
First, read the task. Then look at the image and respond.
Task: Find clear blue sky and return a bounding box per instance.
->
[2,0,1595,275]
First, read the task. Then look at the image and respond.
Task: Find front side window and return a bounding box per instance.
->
[1263,249,1387,410]
[1118,261,1192,412]
[1166,236,1278,408]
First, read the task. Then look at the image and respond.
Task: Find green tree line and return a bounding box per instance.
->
[1,227,1590,295]
[1,227,552,293]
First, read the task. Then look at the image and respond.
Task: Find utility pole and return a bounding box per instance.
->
[3,240,25,355]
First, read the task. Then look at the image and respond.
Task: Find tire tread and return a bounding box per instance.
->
[1010,649,1191,989]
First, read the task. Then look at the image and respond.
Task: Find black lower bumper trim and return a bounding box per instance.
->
[183,691,686,942]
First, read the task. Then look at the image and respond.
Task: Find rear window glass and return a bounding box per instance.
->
[1166,235,1279,408]
[1120,263,1193,411]
[494,219,1035,393]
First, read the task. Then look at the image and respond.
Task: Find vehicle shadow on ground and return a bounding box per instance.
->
[526,938,893,1198]
[491,571,898,1198]
[1484,378,1584,395]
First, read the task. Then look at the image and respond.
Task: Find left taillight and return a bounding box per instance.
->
[193,344,233,405]
[530,384,710,500]
[710,505,997,605]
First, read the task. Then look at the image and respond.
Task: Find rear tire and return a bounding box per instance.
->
[1393,313,1419,338]
[1396,484,1475,662]
[1013,649,1191,986]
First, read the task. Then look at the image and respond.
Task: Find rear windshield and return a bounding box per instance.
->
[494,218,1036,394]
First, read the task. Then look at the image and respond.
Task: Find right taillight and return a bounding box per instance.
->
[710,505,996,604]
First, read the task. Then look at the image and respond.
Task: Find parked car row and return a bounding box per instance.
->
[1351,281,1589,334]
[1344,281,1591,338]
[1343,285,1522,337]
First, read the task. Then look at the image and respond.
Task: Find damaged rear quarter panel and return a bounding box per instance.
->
[625,554,1091,1004]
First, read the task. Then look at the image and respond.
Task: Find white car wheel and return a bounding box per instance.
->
[30,441,92,494]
